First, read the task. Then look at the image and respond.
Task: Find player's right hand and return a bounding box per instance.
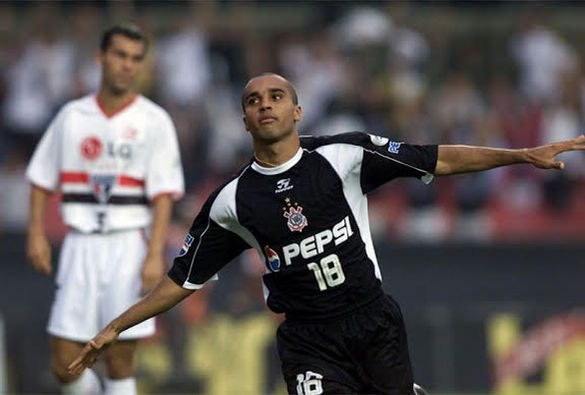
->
[26,233,52,275]
[67,327,117,376]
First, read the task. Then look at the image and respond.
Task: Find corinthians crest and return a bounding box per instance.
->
[282,197,308,232]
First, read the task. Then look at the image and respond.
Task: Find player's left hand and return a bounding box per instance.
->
[141,254,165,294]
[526,134,585,170]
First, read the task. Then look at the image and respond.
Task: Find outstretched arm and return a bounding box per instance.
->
[435,135,585,176]
[67,276,192,376]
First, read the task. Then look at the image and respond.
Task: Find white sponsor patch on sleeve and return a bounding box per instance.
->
[369,134,389,147]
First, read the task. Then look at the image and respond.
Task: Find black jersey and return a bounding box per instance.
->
[168,132,437,320]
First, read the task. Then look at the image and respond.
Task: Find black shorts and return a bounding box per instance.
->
[277,294,414,395]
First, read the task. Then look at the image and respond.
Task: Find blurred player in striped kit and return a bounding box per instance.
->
[26,24,184,394]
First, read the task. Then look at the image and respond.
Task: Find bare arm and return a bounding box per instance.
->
[26,184,52,275]
[141,194,174,293]
[68,275,192,375]
[435,135,585,176]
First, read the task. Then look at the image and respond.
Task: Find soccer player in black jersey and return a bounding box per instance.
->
[69,73,585,394]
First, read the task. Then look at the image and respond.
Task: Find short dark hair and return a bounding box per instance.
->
[100,23,148,54]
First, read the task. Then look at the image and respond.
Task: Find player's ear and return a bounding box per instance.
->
[96,49,104,66]
[293,105,302,123]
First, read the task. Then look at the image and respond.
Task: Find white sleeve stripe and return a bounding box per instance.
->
[182,273,219,290]
[182,281,205,290]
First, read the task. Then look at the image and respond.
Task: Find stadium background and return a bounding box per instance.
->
[0,1,584,394]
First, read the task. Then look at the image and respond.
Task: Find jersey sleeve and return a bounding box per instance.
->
[303,132,438,195]
[25,110,64,191]
[359,134,437,194]
[145,111,184,200]
[167,184,251,290]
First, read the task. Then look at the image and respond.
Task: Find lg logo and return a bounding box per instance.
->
[106,142,132,159]
[80,137,133,161]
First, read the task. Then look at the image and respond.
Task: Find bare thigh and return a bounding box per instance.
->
[104,339,138,379]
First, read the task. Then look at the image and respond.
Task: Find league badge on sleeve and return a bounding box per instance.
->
[178,233,195,256]
[388,141,403,154]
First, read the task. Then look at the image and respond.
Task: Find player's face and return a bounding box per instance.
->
[242,75,302,144]
[98,34,146,94]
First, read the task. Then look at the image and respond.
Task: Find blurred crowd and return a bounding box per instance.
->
[2,3,585,392]
[2,1,585,241]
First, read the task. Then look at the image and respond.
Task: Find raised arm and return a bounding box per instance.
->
[434,135,585,176]
[67,276,192,376]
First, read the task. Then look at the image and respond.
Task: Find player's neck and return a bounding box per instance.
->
[96,89,137,117]
[253,137,300,168]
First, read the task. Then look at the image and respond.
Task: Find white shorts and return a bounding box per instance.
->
[47,229,156,342]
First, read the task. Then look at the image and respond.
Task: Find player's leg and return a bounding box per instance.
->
[276,320,366,394]
[99,230,156,395]
[356,294,415,394]
[103,340,138,395]
[47,232,103,393]
[50,336,102,393]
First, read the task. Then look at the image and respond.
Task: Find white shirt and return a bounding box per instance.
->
[27,94,184,233]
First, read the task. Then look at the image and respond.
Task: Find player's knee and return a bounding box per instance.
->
[50,358,79,384]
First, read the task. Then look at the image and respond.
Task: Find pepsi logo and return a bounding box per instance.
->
[264,245,281,272]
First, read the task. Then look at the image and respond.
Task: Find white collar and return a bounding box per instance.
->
[251,147,303,175]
